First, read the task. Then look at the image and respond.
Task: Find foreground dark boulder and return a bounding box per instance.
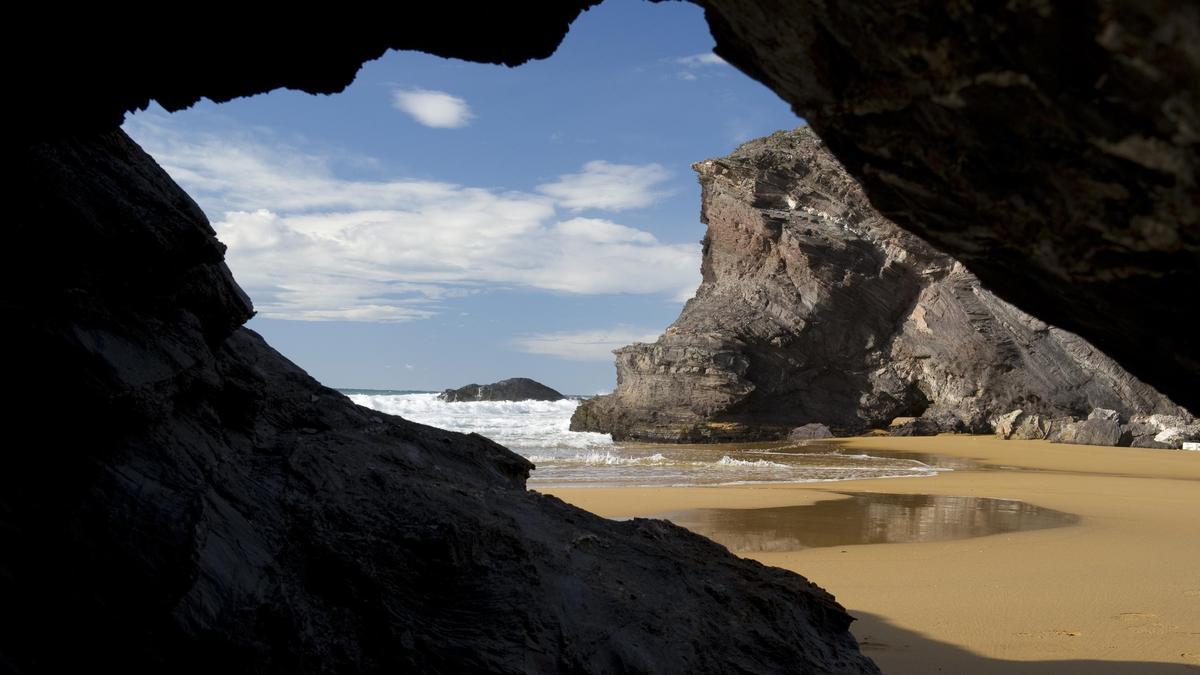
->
[2,130,876,673]
[573,129,1184,442]
[439,377,564,402]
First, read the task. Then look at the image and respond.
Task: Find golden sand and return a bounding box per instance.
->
[544,436,1200,673]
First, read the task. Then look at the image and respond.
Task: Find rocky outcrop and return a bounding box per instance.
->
[1125,413,1200,449]
[439,377,564,402]
[2,131,877,673]
[699,0,1200,415]
[888,418,941,438]
[573,128,1184,442]
[1052,417,1124,447]
[790,423,833,440]
[995,407,1199,448]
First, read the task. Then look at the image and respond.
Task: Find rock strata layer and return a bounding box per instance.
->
[1,130,877,673]
[573,128,1185,442]
[439,377,564,402]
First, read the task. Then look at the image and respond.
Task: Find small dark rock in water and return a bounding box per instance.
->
[439,377,564,402]
[789,423,834,440]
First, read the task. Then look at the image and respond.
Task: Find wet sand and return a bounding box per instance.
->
[544,436,1200,673]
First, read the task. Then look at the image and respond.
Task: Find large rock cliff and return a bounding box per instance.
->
[697,0,1200,415]
[572,128,1184,442]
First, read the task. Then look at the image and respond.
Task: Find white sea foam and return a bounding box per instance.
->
[345,390,951,487]
[348,392,614,453]
[715,456,792,469]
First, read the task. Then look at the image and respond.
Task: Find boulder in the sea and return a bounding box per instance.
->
[1089,408,1121,423]
[789,423,833,440]
[439,377,564,402]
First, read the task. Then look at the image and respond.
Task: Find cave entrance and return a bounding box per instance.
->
[120,1,806,487]
[122,0,798,401]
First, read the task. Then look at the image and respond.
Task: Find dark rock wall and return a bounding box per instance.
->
[2,130,876,673]
[573,129,1183,441]
[15,6,601,139]
[698,0,1200,414]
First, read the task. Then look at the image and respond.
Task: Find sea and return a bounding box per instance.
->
[342,390,953,488]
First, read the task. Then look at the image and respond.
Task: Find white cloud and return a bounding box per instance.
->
[391,88,473,128]
[676,53,727,67]
[674,52,729,81]
[512,327,662,362]
[536,160,671,211]
[124,116,700,322]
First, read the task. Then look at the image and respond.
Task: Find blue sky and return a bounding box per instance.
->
[124,0,800,394]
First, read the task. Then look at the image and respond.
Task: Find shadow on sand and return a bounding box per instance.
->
[852,612,1200,674]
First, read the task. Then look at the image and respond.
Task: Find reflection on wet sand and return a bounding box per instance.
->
[654,493,1080,553]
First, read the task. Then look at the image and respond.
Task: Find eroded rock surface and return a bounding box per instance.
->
[440,377,564,402]
[1,131,877,673]
[699,0,1200,414]
[573,129,1184,442]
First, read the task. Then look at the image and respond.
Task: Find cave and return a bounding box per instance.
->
[6,2,1197,672]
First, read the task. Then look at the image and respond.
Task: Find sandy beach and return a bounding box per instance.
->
[544,436,1200,673]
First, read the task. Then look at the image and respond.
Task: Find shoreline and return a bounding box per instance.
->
[543,435,1200,673]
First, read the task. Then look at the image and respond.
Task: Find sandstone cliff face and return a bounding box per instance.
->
[2,131,877,673]
[573,128,1183,442]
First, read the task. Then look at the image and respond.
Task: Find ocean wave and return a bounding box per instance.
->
[715,455,792,469]
[526,451,670,466]
[347,391,952,487]
[348,392,614,455]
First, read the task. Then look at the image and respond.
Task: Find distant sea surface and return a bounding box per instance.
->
[342,390,951,487]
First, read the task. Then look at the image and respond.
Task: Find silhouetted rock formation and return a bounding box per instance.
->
[699,0,1200,414]
[2,130,876,673]
[572,129,1184,442]
[439,377,564,402]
